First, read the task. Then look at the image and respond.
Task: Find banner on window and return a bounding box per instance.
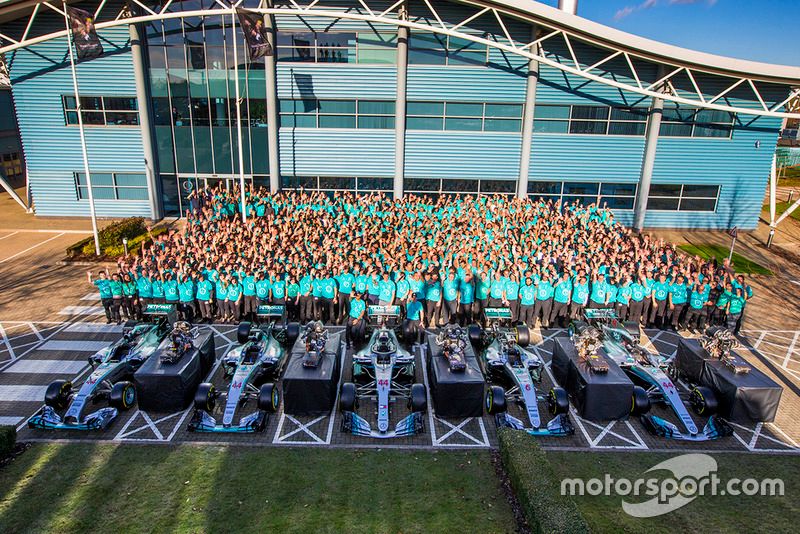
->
[238,9,272,60]
[67,7,103,60]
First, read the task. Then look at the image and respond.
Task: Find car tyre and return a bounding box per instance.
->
[258,383,280,413]
[340,382,357,412]
[631,386,651,415]
[409,383,427,413]
[689,386,718,416]
[237,321,252,344]
[547,387,570,415]
[44,380,72,410]
[515,325,530,347]
[194,382,216,412]
[485,385,507,415]
[285,322,300,345]
[109,381,137,410]
[467,324,483,347]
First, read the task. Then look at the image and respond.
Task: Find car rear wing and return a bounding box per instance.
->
[257,305,285,318]
[484,307,512,320]
[143,303,177,325]
[367,305,401,325]
[584,308,619,321]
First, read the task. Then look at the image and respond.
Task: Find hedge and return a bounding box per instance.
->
[498,428,590,534]
[0,425,15,458]
[66,218,166,259]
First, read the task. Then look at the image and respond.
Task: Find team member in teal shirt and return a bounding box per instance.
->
[367,271,381,306]
[134,270,153,310]
[589,275,609,309]
[615,276,633,320]
[196,273,213,323]
[685,279,710,332]
[378,272,396,306]
[319,271,337,323]
[518,277,537,329]
[271,274,286,305]
[299,273,314,323]
[345,292,367,348]
[225,276,243,322]
[163,273,179,305]
[550,272,572,327]
[354,268,369,297]
[570,275,589,320]
[533,274,554,329]
[503,274,520,323]
[403,293,425,344]
[475,271,491,323]
[442,271,460,325]
[255,273,271,307]
[725,287,746,332]
[121,273,137,321]
[425,272,442,327]
[649,273,671,328]
[628,276,646,324]
[667,274,690,330]
[335,268,355,325]
[488,272,506,308]
[242,272,257,321]
[178,273,196,322]
[458,272,476,325]
[88,270,114,324]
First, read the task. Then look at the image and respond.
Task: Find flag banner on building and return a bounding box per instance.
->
[237,9,272,60]
[67,7,103,60]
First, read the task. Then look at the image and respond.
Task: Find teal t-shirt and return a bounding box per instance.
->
[354,275,369,294]
[242,276,256,297]
[395,279,410,300]
[151,280,164,299]
[476,277,491,300]
[653,281,670,301]
[178,280,195,302]
[489,279,505,299]
[255,279,271,300]
[196,280,212,301]
[630,283,646,302]
[519,284,536,306]
[336,273,355,295]
[553,280,572,304]
[589,281,607,304]
[425,282,441,302]
[349,298,366,319]
[460,281,475,304]
[505,280,520,301]
[407,300,423,320]
[536,281,554,301]
[163,280,179,301]
[378,280,395,302]
[443,279,459,302]
[321,277,337,299]
[689,286,710,310]
[272,280,286,300]
[135,276,152,299]
[367,277,381,297]
[95,279,112,299]
[572,283,589,305]
[669,283,689,305]
[227,283,243,300]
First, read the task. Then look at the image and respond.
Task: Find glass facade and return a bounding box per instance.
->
[146,13,270,215]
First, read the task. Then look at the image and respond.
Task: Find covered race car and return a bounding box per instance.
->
[570,309,733,441]
[434,324,468,372]
[340,305,426,438]
[469,307,573,436]
[28,304,176,431]
[189,306,299,433]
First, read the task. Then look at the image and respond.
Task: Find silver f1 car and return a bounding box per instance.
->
[571,309,733,441]
[469,308,573,436]
[434,324,468,372]
[340,306,426,438]
[28,304,176,431]
[189,306,299,433]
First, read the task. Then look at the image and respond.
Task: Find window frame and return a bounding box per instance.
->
[62,95,140,127]
[646,183,720,212]
[74,172,149,201]
[534,104,649,137]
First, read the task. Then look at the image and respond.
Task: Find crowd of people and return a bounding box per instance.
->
[87,185,753,346]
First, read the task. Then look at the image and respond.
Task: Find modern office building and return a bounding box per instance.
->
[0,0,798,229]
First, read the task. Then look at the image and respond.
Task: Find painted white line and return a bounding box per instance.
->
[323,341,346,444]
[64,322,123,334]
[38,340,109,353]
[0,232,65,264]
[0,231,19,241]
[0,416,23,425]
[783,331,800,368]
[58,306,106,317]
[0,385,48,402]
[4,359,87,374]
[0,322,15,361]
[81,293,101,301]
[0,229,92,234]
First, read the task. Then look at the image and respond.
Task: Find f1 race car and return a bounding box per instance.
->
[434,324,468,372]
[301,321,328,369]
[570,309,733,441]
[28,304,176,431]
[469,308,573,436]
[189,306,299,433]
[340,305,426,438]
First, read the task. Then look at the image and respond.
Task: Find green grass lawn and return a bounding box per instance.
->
[766,201,800,222]
[778,165,800,186]
[678,244,773,275]
[546,451,800,534]
[0,444,516,534]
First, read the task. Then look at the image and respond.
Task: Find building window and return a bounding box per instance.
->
[647,183,719,211]
[527,181,638,209]
[279,99,395,129]
[1,152,23,180]
[75,172,149,201]
[409,32,488,66]
[660,106,735,138]
[407,101,523,132]
[276,32,397,64]
[535,104,648,136]
[63,96,139,126]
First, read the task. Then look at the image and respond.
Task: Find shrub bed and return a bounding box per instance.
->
[0,425,15,458]
[65,218,167,260]
[498,428,589,533]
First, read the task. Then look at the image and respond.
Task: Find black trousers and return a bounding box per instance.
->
[615,303,629,322]
[100,297,113,322]
[475,298,488,325]
[121,295,135,320]
[685,307,705,331]
[649,299,668,326]
[507,300,519,323]
[458,302,474,325]
[533,299,552,328]
[404,319,423,344]
[641,299,652,326]
[550,301,569,327]
[345,318,365,345]
[519,304,535,329]
[318,297,335,324]
[110,298,122,323]
[198,300,213,320]
[570,303,585,320]
[178,301,195,322]
[287,299,300,322]
[488,297,504,308]
[670,303,687,328]
[443,300,458,324]
[243,295,258,316]
[337,293,351,325]
[726,312,741,332]
[628,300,644,324]
[425,300,441,327]
[367,294,379,306]
[299,295,313,322]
